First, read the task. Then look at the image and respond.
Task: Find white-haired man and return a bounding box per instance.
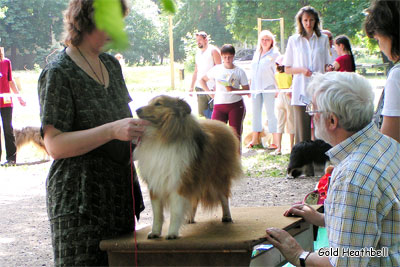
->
[189,31,221,118]
[265,72,400,266]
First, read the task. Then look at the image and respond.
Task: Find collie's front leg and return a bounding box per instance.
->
[166,193,190,240]
[148,196,164,239]
[220,194,233,223]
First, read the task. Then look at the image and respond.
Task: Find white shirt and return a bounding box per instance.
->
[382,64,400,117]
[206,64,248,105]
[195,44,217,89]
[250,48,280,93]
[329,46,338,64]
[283,33,330,105]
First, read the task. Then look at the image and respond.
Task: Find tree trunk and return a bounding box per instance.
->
[11,46,18,69]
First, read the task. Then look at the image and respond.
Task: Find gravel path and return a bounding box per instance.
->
[0,158,319,266]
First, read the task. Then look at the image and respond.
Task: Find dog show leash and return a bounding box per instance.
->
[130,140,138,267]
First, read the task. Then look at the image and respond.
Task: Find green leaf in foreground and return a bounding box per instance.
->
[93,0,129,50]
[161,0,176,14]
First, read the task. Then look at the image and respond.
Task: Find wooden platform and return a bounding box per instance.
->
[100,206,316,266]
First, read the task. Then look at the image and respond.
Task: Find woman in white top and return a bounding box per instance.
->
[365,0,400,143]
[248,30,280,149]
[283,6,330,176]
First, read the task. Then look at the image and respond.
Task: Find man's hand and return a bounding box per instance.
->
[265,228,304,266]
[284,203,325,227]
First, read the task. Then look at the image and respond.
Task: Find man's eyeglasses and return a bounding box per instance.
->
[305,102,323,116]
[300,95,322,116]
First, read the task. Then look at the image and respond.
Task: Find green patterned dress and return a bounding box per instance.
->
[38,49,144,266]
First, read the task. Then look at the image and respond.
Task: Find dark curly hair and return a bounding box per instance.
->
[63,0,128,47]
[364,0,400,63]
[295,6,322,37]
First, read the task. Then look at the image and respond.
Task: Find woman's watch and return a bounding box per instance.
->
[299,251,311,267]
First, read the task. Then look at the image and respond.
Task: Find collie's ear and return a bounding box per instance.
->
[176,99,191,116]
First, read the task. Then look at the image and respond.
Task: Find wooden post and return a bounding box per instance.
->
[169,16,175,89]
[257,18,262,37]
[280,18,285,54]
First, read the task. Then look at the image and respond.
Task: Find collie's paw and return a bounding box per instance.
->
[166,234,179,240]
[222,216,233,223]
[186,218,196,224]
[147,232,161,239]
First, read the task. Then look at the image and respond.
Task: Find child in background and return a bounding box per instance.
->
[200,44,249,149]
[328,35,356,72]
[274,55,295,155]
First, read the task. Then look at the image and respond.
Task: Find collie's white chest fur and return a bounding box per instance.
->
[134,128,198,197]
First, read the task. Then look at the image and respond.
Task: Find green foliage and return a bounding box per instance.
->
[182,32,197,71]
[94,0,129,50]
[172,0,233,60]
[0,5,7,18]
[0,0,66,69]
[226,0,371,50]
[227,0,302,48]
[161,0,176,14]
[320,0,370,39]
[123,1,169,65]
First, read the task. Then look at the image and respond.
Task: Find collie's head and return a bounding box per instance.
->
[136,95,196,142]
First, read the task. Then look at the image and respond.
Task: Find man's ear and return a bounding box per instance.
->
[328,113,339,130]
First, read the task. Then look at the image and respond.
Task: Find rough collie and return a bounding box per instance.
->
[287,139,332,178]
[14,126,48,156]
[134,95,243,239]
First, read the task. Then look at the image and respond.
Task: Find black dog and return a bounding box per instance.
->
[287,139,332,178]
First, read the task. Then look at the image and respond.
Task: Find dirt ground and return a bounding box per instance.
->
[0,153,319,267]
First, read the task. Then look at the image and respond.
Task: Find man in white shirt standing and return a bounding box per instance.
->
[322,29,338,64]
[190,31,221,118]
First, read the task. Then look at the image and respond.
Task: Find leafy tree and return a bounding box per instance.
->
[227,0,304,49]
[172,0,233,61]
[226,0,371,51]
[0,0,66,69]
[123,0,170,65]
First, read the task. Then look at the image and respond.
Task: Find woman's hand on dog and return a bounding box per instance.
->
[111,118,150,142]
[284,204,325,227]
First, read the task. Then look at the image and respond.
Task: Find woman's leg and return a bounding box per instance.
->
[250,94,263,145]
[50,214,108,267]
[293,105,313,175]
[0,107,16,162]
[263,92,279,149]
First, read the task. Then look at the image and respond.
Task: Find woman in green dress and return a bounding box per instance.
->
[38,0,148,265]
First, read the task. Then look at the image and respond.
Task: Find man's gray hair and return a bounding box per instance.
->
[307,72,375,132]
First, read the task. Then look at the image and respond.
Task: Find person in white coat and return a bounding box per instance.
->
[283,6,330,176]
[247,30,280,149]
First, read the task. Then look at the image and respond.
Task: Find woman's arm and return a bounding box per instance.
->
[9,80,26,106]
[381,116,400,142]
[285,66,312,77]
[43,118,149,159]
